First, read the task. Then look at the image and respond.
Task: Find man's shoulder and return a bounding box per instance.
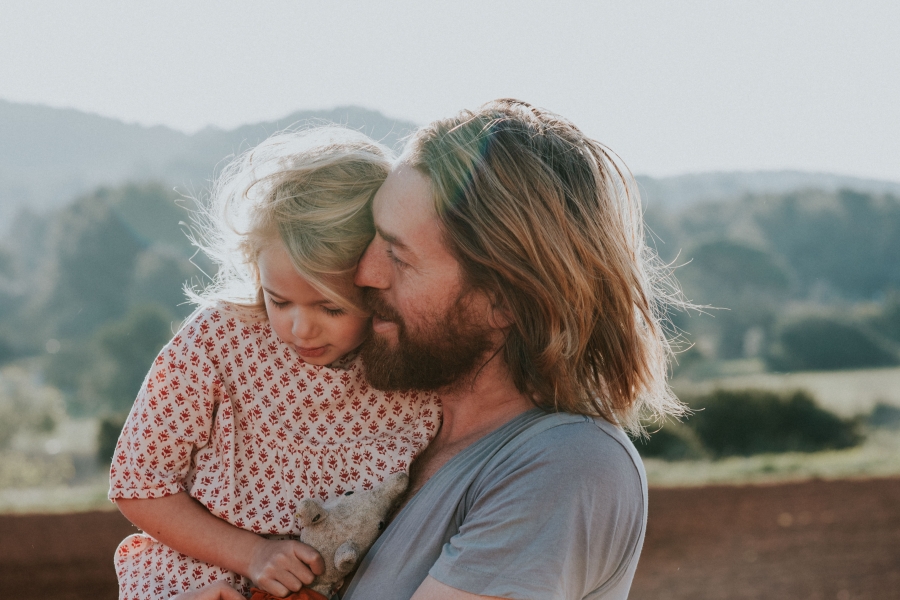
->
[485,411,646,495]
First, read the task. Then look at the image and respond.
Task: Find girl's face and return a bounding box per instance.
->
[257,243,369,366]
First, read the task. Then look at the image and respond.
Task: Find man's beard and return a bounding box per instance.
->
[359,287,496,392]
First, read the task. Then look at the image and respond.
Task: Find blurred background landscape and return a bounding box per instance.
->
[1,100,899,600]
[1,1,898,598]
[2,100,899,512]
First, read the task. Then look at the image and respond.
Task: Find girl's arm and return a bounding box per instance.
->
[117,492,325,597]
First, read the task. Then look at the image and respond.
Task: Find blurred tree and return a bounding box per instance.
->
[868,402,900,429]
[0,367,65,449]
[128,250,199,320]
[754,190,900,298]
[685,389,860,457]
[3,208,51,283]
[97,414,128,464]
[630,421,708,461]
[766,316,899,371]
[114,183,196,256]
[642,202,683,263]
[687,240,790,293]
[868,292,900,345]
[29,188,144,339]
[45,305,174,415]
[3,182,202,353]
[678,239,789,358]
[0,244,23,323]
[91,304,174,414]
[0,337,15,366]
[0,246,13,279]
[44,341,98,398]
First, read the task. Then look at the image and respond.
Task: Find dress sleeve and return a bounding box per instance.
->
[108,308,224,500]
[428,422,646,600]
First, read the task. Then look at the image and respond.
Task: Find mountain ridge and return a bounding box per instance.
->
[0,100,418,227]
[637,170,900,210]
[2,99,899,229]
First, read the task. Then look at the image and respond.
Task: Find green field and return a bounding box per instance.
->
[2,366,900,512]
[643,430,900,487]
[673,366,900,417]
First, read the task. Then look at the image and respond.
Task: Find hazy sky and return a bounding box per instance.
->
[2,0,898,180]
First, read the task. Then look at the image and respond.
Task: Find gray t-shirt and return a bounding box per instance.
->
[342,409,647,600]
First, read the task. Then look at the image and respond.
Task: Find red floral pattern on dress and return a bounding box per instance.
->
[109,303,441,599]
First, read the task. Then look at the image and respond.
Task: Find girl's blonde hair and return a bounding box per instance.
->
[189,127,391,314]
[404,99,685,434]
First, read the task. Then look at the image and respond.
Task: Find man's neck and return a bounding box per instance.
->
[433,352,534,448]
[399,352,534,507]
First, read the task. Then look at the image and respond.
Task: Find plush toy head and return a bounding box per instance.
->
[295,471,408,595]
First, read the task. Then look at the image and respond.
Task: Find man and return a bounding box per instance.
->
[343,99,683,600]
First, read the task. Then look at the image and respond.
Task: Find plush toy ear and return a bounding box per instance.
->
[376,471,409,501]
[295,498,327,528]
[334,541,360,573]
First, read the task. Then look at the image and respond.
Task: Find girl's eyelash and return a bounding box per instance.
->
[269,296,344,316]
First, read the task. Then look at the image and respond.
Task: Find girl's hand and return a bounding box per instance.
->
[171,582,246,600]
[248,538,325,597]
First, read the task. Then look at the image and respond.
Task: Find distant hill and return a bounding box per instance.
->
[0,100,418,228]
[637,171,900,210]
[2,99,900,229]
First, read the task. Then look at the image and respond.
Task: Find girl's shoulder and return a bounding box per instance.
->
[177,301,270,343]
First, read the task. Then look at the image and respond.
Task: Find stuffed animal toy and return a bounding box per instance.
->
[249,472,408,600]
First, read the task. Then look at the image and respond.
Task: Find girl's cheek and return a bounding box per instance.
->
[349,317,370,344]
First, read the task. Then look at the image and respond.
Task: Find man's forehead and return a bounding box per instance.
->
[372,165,438,246]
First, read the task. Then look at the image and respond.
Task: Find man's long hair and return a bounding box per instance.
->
[404,99,685,433]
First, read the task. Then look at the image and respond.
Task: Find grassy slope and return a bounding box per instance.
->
[672,366,900,417]
[644,431,900,487]
[4,367,900,513]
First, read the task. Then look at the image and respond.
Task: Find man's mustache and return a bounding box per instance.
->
[361,288,404,325]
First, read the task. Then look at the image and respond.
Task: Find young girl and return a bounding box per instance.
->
[109,128,441,600]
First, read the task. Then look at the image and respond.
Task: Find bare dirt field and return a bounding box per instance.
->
[1,477,898,600]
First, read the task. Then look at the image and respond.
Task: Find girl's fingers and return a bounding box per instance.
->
[260,580,290,598]
[217,586,247,600]
[282,560,315,587]
[277,570,305,593]
[292,542,325,576]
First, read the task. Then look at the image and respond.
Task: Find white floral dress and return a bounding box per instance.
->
[109,303,441,599]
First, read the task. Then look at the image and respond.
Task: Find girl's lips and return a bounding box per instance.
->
[295,345,328,358]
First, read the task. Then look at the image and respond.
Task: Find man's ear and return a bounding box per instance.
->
[487,293,514,330]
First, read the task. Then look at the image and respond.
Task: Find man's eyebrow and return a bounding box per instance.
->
[375,226,409,252]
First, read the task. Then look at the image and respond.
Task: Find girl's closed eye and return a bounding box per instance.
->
[267,296,289,309]
[322,306,346,316]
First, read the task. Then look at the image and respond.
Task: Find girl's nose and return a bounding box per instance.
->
[292,313,319,340]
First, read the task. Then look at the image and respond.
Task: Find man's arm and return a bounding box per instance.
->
[411,576,503,600]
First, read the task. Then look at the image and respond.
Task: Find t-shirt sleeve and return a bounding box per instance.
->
[428,423,646,600]
[108,308,224,500]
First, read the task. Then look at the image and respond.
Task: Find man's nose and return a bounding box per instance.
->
[355,238,390,289]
